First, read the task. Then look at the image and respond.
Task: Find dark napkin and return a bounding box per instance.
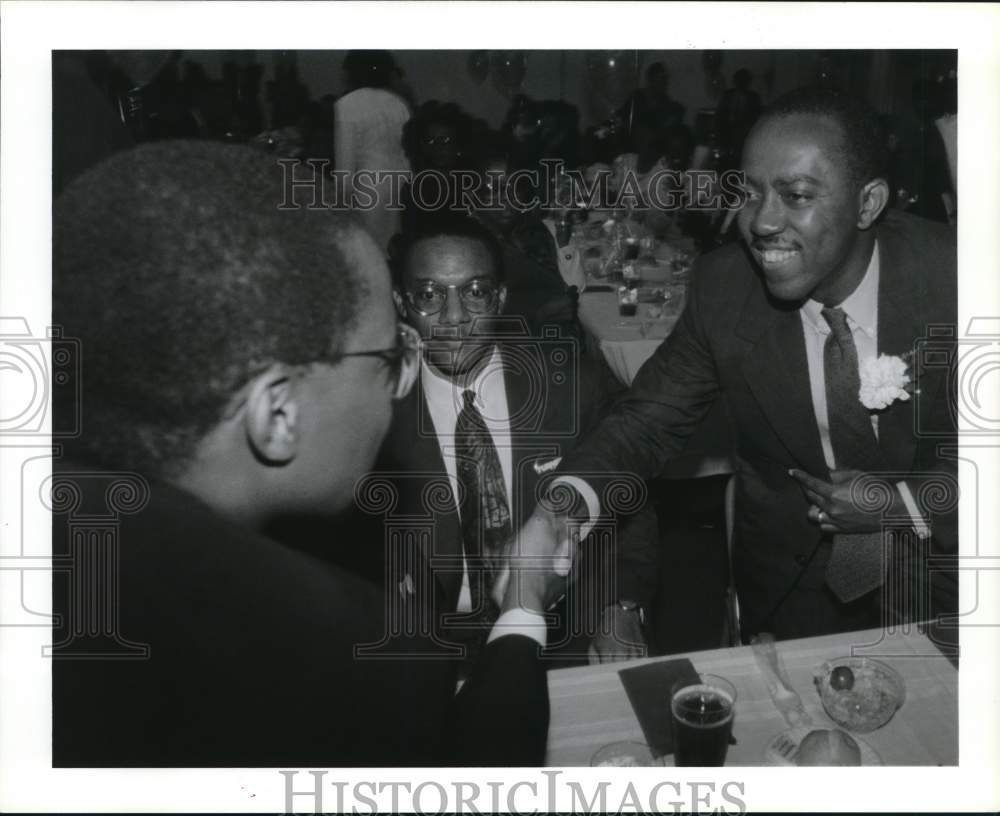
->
[618,658,700,757]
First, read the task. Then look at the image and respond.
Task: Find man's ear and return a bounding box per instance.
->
[392,288,407,319]
[857,177,890,230]
[497,284,508,314]
[244,364,299,465]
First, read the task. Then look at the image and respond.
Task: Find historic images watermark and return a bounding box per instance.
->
[280,769,748,814]
[351,317,650,661]
[352,467,648,662]
[0,316,80,439]
[277,158,748,215]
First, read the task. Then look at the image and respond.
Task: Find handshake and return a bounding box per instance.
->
[491,481,591,615]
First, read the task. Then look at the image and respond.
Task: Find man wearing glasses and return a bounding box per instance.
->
[51,142,561,767]
[380,216,659,669]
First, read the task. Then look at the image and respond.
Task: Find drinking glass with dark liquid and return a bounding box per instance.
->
[618,286,638,317]
[623,237,641,261]
[670,675,736,766]
[555,217,573,247]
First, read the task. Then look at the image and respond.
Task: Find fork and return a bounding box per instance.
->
[772,733,798,761]
[751,633,814,728]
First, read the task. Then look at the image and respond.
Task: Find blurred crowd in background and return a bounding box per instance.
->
[53,49,958,231]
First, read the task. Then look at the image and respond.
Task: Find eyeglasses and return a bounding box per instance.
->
[338,322,419,400]
[404,280,500,317]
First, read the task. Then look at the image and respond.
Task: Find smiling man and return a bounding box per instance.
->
[513,87,958,642]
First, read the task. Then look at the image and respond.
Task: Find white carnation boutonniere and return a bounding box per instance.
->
[858,352,914,411]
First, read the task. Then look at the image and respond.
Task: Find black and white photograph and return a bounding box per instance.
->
[1,3,998,813]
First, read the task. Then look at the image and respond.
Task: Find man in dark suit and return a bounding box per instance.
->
[375,216,659,665]
[512,87,958,643]
[51,142,562,767]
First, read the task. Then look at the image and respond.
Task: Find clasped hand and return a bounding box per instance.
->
[789,468,905,534]
[491,505,581,615]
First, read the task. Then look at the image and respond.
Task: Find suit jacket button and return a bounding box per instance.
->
[794,553,810,566]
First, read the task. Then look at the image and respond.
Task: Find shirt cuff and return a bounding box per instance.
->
[896,480,931,539]
[550,475,600,540]
[487,608,548,647]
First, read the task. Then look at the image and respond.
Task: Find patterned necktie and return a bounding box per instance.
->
[454,389,509,638]
[821,306,886,602]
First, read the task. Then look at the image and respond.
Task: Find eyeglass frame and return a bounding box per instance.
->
[336,322,420,400]
[401,279,503,318]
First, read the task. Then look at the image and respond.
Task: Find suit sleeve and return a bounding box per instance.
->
[905,300,959,623]
[575,352,662,608]
[448,635,549,766]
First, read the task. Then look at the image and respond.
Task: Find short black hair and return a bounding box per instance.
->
[54,141,367,479]
[645,62,668,84]
[757,85,888,190]
[342,50,398,90]
[390,215,505,289]
[734,68,753,89]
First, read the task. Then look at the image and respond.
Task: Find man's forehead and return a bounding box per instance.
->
[748,112,846,159]
[743,113,846,178]
[404,235,497,281]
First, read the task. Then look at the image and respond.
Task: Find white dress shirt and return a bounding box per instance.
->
[798,243,928,535]
[421,347,513,528]
[799,242,881,468]
[420,349,547,644]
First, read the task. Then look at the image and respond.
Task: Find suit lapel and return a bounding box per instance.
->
[874,231,924,472]
[738,291,831,478]
[387,381,465,605]
[503,349,543,528]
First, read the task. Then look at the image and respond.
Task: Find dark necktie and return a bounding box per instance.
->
[821,306,886,602]
[454,389,509,643]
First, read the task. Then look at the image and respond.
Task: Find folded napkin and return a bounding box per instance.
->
[541,219,586,290]
[618,658,700,757]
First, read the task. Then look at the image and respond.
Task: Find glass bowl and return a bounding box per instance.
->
[590,741,659,767]
[813,657,906,733]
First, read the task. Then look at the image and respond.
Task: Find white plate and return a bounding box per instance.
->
[764,726,882,766]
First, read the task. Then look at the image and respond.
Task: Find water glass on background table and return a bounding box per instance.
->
[623,236,641,261]
[617,285,638,317]
[670,674,737,766]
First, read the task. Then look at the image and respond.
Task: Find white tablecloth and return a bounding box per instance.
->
[546,625,958,766]
[577,286,684,385]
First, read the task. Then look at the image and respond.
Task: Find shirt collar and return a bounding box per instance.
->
[801,241,880,338]
[420,345,503,411]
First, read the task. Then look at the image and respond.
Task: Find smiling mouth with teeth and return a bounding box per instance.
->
[758,248,799,264]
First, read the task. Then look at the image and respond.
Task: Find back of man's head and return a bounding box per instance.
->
[646,62,668,88]
[54,140,365,480]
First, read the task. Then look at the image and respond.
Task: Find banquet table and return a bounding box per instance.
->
[545,625,958,766]
[576,284,684,386]
[566,219,697,387]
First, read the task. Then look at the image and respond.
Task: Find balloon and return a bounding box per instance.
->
[490,51,527,97]
[585,50,641,119]
[702,50,724,75]
[467,50,489,85]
